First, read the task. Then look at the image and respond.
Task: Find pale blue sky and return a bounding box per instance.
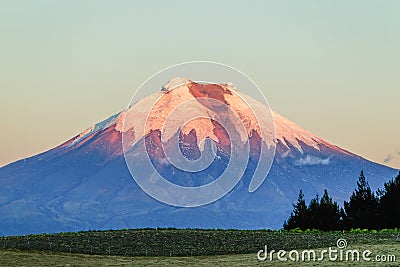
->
[1,1,399,168]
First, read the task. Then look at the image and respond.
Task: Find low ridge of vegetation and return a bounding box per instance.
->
[2,228,400,257]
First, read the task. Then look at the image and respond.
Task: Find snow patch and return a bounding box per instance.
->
[225,82,238,91]
[68,113,120,147]
[161,77,190,93]
[272,111,322,152]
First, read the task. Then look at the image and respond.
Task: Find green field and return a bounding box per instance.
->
[1,229,400,266]
[1,243,399,266]
[3,229,400,256]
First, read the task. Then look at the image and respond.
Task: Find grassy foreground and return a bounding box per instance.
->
[1,243,399,266]
[2,229,400,266]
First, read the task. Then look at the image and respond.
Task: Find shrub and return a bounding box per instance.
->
[289,227,303,233]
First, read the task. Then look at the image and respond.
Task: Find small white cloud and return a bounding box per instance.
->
[295,155,330,166]
[384,154,394,164]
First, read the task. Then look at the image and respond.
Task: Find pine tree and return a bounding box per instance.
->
[317,189,341,230]
[283,189,307,230]
[377,171,400,228]
[307,194,320,229]
[344,171,379,229]
[284,189,343,231]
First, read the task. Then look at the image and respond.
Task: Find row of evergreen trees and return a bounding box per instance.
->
[283,170,400,230]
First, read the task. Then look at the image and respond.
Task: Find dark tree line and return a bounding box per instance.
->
[284,170,400,231]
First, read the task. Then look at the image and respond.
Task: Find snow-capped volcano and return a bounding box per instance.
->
[0,79,397,235]
[64,78,345,159]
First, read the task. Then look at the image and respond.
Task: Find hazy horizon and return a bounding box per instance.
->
[1,1,399,169]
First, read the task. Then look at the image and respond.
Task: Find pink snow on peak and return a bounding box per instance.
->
[66,78,352,157]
